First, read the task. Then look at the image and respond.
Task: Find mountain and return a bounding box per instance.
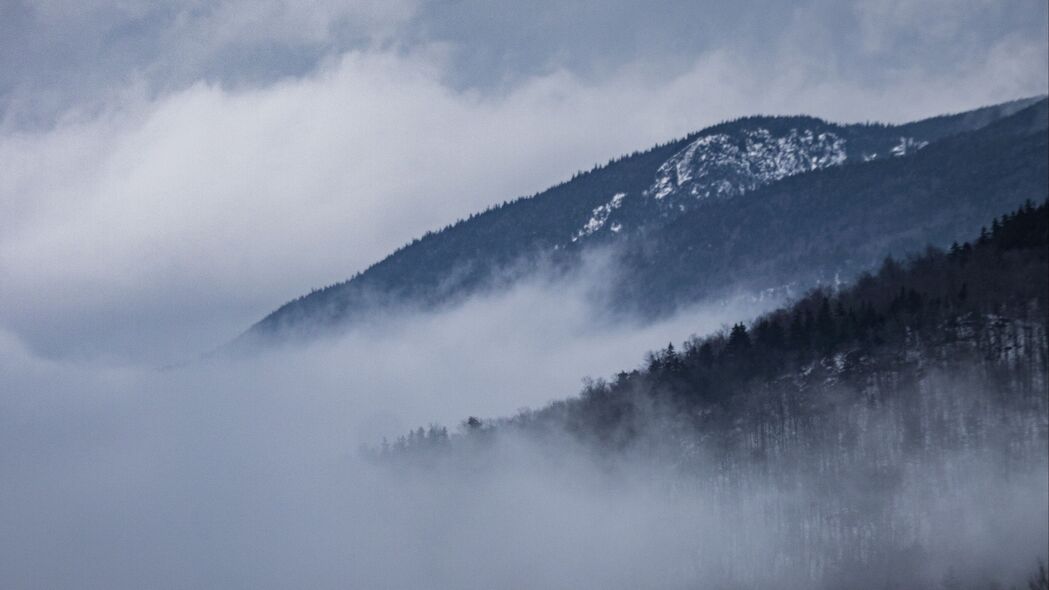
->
[611,98,1049,314]
[236,96,1046,347]
[376,200,1049,589]
[503,199,1049,440]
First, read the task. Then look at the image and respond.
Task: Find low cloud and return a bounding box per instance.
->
[1,282,1043,588]
[0,263,779,588]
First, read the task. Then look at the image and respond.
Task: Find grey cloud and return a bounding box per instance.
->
[0,0,414,129]
[2,0,1045,129]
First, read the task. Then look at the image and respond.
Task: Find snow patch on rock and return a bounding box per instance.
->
[890,137,929,157]
[572,192,626,242]
[647,128,848,205]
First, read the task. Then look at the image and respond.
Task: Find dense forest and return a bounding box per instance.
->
[372,200,1049,589]
[567,199,1048,434]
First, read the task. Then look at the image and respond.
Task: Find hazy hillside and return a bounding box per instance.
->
[377,201,1049,589]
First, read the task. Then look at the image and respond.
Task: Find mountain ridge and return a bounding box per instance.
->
[234,95,1047,349]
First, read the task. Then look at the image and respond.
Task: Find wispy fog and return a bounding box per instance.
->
[3,263,1046,588]
[0,269,782,588]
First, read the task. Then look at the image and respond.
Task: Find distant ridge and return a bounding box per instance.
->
[232,96,1047,351]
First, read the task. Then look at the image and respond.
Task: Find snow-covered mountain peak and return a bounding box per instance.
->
[646,127,848,206]
[566,125,934,245]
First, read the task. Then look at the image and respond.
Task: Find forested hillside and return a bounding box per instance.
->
[612,102,1049,313]
[376,200,1049,589]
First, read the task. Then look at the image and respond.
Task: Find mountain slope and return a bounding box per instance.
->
[390,199,1049,448]
[378,201,1049,589]
[238,96,1046,346]
[612,100,1049,314]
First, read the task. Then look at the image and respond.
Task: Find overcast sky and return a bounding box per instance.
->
[1,6,1047,586]
[1,0,1047,364]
